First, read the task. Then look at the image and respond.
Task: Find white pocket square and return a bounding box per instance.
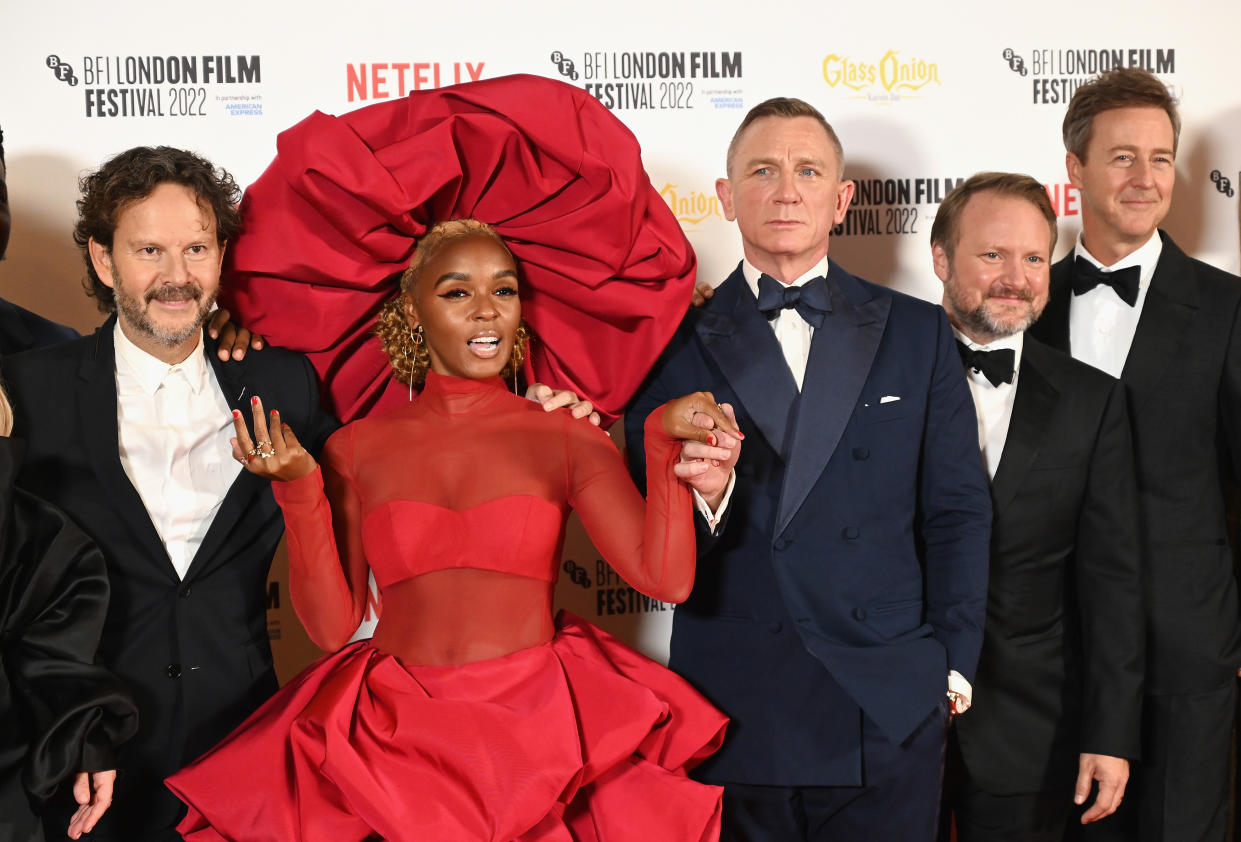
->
[879,395,901,404]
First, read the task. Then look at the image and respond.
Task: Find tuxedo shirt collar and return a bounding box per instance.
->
[953,328,1024,390]
[741,256,831,304]
[1074,229,1163,306]
[113,321,210,397]
[953,328,1023,481]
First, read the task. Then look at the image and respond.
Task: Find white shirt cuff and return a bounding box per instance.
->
[948,669,972,709]
[691,469,736,533]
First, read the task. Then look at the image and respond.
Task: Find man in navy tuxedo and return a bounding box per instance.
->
[1028,67,1241,842]
[626,97,992,841]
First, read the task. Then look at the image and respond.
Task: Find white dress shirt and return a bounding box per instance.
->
[1068,232,1163,378]
[742,257,828,390]
[114,323,241,579]
[956,330,1023,481]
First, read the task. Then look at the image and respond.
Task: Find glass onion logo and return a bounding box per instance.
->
[659,183,724,229]
[822,50,941,102]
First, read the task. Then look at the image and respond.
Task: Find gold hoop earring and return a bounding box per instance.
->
[408,325,424,401]
[511,324,530,394]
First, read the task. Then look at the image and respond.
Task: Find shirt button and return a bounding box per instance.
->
[842,527,859,540]
[180,585,192,599]
[167,663,182,679]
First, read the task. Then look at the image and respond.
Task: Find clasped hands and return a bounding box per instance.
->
[661,391,743,510]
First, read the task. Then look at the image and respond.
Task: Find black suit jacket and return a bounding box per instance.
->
[0,295,78,356]
[626,263,991,787]
[1,317,338,840]
[1029,232,1241,693]
[953,336,1144,795]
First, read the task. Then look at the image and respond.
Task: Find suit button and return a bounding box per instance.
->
[774,538,791,551]
[768,621,783,634]
[180,585,192,598]
[842,527,859,540]
[852,447,870,460]
[852,607,867,621]
[167,663,182,679]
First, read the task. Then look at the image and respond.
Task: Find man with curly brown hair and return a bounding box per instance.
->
[3,145,340,842]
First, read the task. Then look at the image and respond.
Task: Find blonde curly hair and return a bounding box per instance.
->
[376,219,530,388]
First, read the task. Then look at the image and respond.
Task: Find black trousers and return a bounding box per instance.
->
[939,728,1075,842]
[1078,682,1234,842]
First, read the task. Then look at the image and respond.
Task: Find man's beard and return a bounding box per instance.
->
[113,269,216,348]
[947,277,1040,342]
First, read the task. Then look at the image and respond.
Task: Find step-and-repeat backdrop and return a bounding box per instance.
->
[5,0,1240,679]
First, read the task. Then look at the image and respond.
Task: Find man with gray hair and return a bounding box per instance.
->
[627,96,991,841]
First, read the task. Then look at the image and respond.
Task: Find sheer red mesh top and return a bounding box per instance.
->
[273,370,692,666]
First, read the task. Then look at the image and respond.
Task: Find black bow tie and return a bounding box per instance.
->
[756,274,830,329]
[956,341,1015,388]
[1071,256,1140,307]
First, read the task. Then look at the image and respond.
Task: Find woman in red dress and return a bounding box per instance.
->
[166,220,740,842]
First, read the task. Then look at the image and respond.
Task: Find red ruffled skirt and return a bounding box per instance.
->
[166,612,726,841]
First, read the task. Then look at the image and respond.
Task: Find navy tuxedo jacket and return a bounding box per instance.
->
[2,317,339,839]
[1029,232,1241,693]
[626,262,991,786]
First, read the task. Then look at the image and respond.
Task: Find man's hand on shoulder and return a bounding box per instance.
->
[525,383,601,426]
[208,308,265,361]
[691,280,715,309]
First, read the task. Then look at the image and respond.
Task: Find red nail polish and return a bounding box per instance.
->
[707,433,717,446]
[251,396,259,405]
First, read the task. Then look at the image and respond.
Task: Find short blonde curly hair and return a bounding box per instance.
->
[376,219,530,387]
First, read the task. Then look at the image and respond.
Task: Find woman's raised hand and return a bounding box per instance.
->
[230,396,317,481]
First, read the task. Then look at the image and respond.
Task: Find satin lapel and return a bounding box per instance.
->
[76,322,174,575]
[186,338,269,580]
[1119,234,1198,414]
[989,341,1059,515]
[695,268,800,457]
[777,265,890,536]
[1033,255,1074,354]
